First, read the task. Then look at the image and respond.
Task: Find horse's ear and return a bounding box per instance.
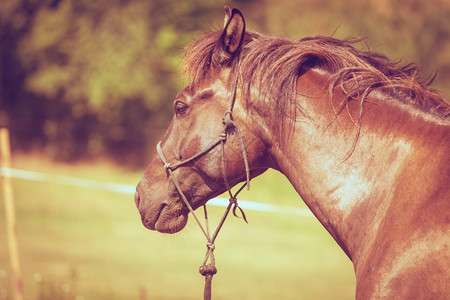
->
[214,8,246,65]
[223,6,232,27]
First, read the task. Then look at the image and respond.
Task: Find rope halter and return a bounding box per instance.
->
[155,105,250,300]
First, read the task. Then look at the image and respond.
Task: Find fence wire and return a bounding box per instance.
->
[0,167,313,217]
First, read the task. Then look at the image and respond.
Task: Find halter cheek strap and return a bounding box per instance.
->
[157,110,250,187]
[155,108,250,300]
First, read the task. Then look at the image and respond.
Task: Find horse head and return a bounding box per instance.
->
[135,8,269,234]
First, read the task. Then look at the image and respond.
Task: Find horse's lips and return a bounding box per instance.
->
[141,201,189,234]
[140,202,164,231]
[155,211,189,234]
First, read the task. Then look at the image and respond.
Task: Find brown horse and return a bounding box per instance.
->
[135,7,450,299]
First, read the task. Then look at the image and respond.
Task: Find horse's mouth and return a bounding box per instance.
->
[141,202,190,234]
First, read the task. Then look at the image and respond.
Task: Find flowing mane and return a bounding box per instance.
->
[183,30,450,131]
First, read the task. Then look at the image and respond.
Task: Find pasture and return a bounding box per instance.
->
[1,154,354,299]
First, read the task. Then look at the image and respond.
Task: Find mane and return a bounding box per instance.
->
[182,30,450,138]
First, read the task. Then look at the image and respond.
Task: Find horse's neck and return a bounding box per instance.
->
[267,69,448,266]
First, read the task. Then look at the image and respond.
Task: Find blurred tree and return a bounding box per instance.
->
[0,0,448,166]
[0,0,223,165]
[371,0,450,91]
[259,0,450,95]
[0,0,49,153]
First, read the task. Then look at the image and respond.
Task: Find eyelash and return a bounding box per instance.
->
[174,101,188,115]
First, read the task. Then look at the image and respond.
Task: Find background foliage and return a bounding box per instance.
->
[1,0,449,166]
[0,2,449,298]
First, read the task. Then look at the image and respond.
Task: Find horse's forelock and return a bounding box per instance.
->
[182,31,222,88]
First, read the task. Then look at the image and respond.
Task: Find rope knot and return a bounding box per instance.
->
[230,197,248,224]
[219,133,227,141]
[163,163,171,170]
[222,110,233,127]
[199,264,217,276]
[206,242,215,251]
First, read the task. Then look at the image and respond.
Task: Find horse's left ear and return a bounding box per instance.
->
[223,6,232,27]
[214,8,246,65]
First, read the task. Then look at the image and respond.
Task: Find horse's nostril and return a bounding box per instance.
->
[134,190,140,207]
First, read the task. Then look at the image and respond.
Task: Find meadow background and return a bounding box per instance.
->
[0,0,449,299]
[1,155,354,300]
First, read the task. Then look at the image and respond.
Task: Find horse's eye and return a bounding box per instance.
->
[174,101,188,115]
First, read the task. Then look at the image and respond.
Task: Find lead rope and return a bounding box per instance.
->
[156,109,250,300]
[200,182,247,300]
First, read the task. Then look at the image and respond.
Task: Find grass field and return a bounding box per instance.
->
[0,154,355,299]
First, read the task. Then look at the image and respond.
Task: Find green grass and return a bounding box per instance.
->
[1,154,355,299]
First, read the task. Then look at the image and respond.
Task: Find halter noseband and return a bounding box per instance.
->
[155,95,251,300]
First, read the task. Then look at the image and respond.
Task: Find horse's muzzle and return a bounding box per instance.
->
[134,190,140,208]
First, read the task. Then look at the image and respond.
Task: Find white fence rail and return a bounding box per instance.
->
[0,167,313,217]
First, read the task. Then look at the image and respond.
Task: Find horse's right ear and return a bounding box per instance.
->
[213,8,246,66]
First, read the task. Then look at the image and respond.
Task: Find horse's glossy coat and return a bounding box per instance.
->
[135,8,450,299]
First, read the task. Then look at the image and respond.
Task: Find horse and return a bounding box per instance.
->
[135,7,450,299]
